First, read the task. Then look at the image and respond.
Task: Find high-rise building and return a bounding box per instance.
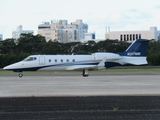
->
[12,25,34,40]
[38,19,88,43]
[105,27,160,42]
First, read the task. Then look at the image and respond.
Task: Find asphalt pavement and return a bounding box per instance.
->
[0,73,160,119]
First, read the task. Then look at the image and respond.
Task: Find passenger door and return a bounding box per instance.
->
[39,56,45,65]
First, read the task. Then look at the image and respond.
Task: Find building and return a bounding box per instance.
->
[38,19,88,43]
[85,32,95,40]
[105,27,160,42]
[0,34,3,41]
[12,25,34,40]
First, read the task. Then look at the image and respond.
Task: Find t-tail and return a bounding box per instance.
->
[120,39,149,57]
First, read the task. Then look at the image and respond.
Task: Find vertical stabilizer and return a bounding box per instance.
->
[120,39,149,57]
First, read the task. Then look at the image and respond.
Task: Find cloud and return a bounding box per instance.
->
[1,0,160,39]
[128,9,139,12]
[95,9,155,32]
[155,5,160,9]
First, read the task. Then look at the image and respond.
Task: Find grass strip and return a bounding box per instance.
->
[0,68,160,75]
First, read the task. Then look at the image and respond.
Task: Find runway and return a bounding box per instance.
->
[0,73,160,97]
[1,73,160,119]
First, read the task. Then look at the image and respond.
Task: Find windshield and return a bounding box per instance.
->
[23,57,37,61]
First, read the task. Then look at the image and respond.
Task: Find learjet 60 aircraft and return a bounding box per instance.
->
[3,39,149,78]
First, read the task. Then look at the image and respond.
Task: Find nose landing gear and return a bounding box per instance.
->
[18,73,23,78]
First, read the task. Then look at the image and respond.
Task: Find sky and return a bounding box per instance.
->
[0,0,160,40]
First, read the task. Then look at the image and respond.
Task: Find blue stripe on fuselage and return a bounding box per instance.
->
[12,61,100,72]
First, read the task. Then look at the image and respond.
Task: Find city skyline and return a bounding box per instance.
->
[0,0,160,40]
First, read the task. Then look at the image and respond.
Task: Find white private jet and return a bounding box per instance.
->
[3,39,149,78]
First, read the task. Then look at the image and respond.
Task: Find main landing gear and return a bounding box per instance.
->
[18,73,23,78]
[82,69,89,77]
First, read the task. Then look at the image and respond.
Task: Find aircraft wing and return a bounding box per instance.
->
[66,57,109,70]
[66,65,97,70]
[105,57,121,62]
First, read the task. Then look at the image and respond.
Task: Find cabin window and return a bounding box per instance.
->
[66,59,69,62]
[61,59,63,62]
[49,59,51,63]
[55,59,57,62]
[72,59,75,62]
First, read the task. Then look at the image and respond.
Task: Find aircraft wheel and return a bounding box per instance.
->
[19,73,23,78]
[83,74,89,77]
[82,69,89,77]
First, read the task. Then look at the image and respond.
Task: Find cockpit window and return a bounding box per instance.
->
[24,57,37,61]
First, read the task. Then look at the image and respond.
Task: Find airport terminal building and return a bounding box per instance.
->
[105,27,160,42]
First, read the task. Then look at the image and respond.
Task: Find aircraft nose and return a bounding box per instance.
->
[3,62,23,71]
[3,63,19,70]
[3,65,11,70]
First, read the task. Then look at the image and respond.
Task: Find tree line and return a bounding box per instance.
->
[0,33,160,68]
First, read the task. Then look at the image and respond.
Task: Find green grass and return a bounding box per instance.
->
[101,68,160,73]
[1,68,160,75]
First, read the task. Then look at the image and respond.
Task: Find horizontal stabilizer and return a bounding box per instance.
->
[122,57,147,65]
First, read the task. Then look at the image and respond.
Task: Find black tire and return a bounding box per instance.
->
[19,73,23,78]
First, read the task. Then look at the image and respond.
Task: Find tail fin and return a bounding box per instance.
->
[120,39,149,57]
